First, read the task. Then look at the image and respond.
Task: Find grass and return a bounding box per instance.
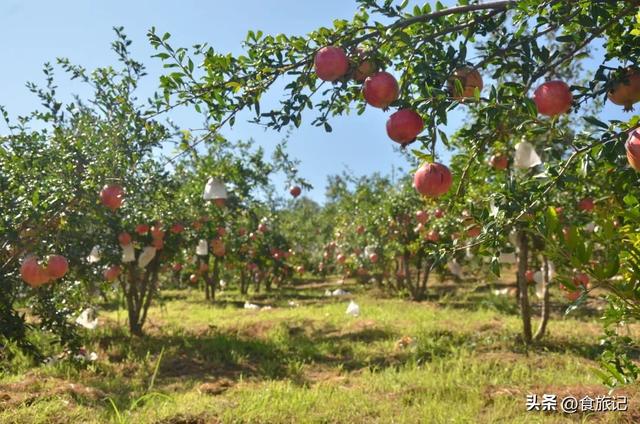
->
[0,277,638,423]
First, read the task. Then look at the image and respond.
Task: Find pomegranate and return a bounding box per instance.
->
[289,186,302,198]
[217,226,226,237]
[135,224,149,235]
[607,68,640,111]
[152,238,164,250]
[103,265,121,282]
[352,49,377,82]
[489,154,508,170]
[192,221,203,231]
[170,223,184,234]
[434,208,444,219]
[314,46,349,82]
[211,239,226,257]
[118,232,132,246]
[525,270,535,283]
[413,163,453,197]
[21,256,50,287]
[426,230,440,242]
[100,184,124,210]
[189,274,198,284]
[46,255,69,280]
[172,263,182,272]
[296,265,305,274]
[337,254,346,264]
[625,129,640,172]
[416,210,428,224]
[386,109,424,146]
[533,80,572,117]
[467,226,481,238]
[238,227,247,236]
[258,223,268,233]
[447,67,483,99]
[577,198,594,212]
[151,225,165,240]
[574,272,589,287]
[554,207,564,217]
[363,72,399,108]
[356,225,365,235]
[199,263,209,273]
[369,253,379,263]
[214,198,226,208]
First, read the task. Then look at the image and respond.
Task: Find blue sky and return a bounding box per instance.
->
[0,1,628,203]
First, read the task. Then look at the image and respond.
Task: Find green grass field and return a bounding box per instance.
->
[1,277,638,423]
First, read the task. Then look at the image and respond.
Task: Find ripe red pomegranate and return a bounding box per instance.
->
[170,223,184,234]
[416,210,428,224]
[103,265,121,282]
[352,49,377,82]
[369,253,379,263]
[533,80,572,117]
[574,272,589,287]
[21,256,50,287]
[296,265,305,274]
[289,186,302,198]
[386,109,424,146]
[363,72,399,108]
[467,226,481,238]
[314,46,349,82]
[211,239,226,257]
[189,274,198,284]
[118,232,132,246]
[426,230,440,242]
[413,163,453,197]
[46,255,69,280]
[151,225,165,240]
[447,67,483,100]
[434,208,444,219]
[525,270,535,283]
[577,198,594,212]
[337,254,346,264]
[626,129,640,172]
[554,207,564,217]
[192,221,203,231]
[489,154,508,170]
[608,68,640,111]
[100,184,124,210]
[217,226,226,237]
[152,238,164,250]
[135,224,149,235]
[172,263,182,272]
[257,223,268,233]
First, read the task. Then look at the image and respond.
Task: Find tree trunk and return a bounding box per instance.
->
[534,257,551,341]
[517,230,532,344]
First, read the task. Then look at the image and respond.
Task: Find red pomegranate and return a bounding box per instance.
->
[151,225,165,240]
[413,163,453,197]
[192,221,203,231]
[363,72,399,109]
[356,225,365,235]
[577,198,594,212]
[104,265,121,282]
[152,238,164,250]
[369,253,379,263]
[525,270,535,283]
[434,208,444,219]
[426,230,440,242]
[467,226,481,238]
[211,239,226,257]
[290,186,302,198]
[118,232,132,246]
[416,210,428,224]
[447,67,483,100]
[386,109,424,146]
[489,154,508,170]
[238,227,247,236]
[626,129,640,172]
[258,223,268,233]
[135,224,149,235]
[100,184,124,210]
[21,256,50,287]
[217,226,226,237]
[296,265,305,274]
[555,207,564,217]
[189,274,198,284]
[608,68,640,111]
[170,223,184,234]
[533,80,572,117]
[314,46,349,82]
[574,272,589,287]
[46,255,69,280]
[199,262,209,273]
[214,198,226,208]
[172,263,183,272]
[337,254,346,264]
[352,49,377,82]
